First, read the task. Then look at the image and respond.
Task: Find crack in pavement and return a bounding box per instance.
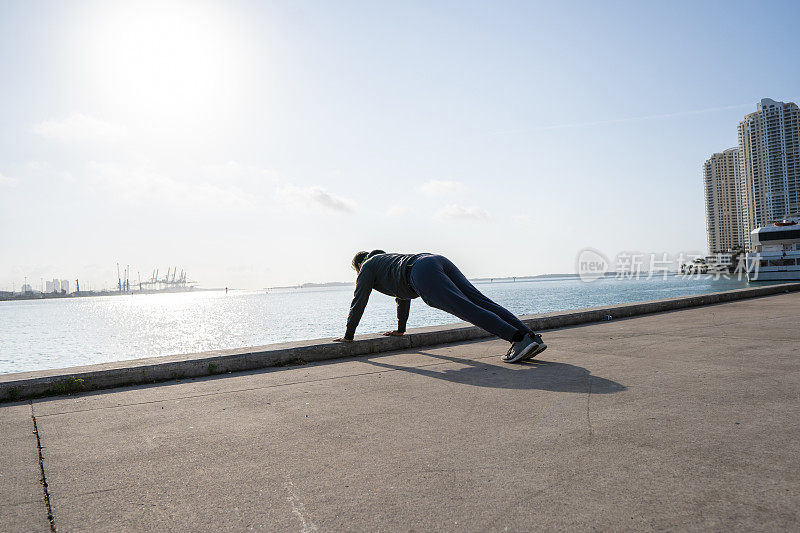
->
[30,401,56,532]
[284,478,318,532]
[585,370,594,441]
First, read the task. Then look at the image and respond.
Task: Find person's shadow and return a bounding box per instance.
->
[362,349,625,394]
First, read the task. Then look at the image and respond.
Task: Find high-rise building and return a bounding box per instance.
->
[738,98,800,249]
[51,278,61,293]
[45,280,53,293]
[61,279,69,294]
[704,148,743,252]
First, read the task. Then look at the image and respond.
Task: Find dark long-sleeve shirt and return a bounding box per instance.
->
[344,253,423,340]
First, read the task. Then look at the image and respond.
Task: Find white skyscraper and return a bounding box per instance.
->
[704,148,743,252]
[738,98,800,249]
[61,279,69,294]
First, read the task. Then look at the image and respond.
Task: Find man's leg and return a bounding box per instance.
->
[435,256,547,362]
[439,256,533,336]
[410,256,520,342]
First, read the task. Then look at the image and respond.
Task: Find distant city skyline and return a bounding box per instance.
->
[704,98,800,253]
[9,277,72,294]
[2,1,800,288]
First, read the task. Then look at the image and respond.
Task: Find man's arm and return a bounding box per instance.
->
[342,270,374,340]
[395,298,410,333]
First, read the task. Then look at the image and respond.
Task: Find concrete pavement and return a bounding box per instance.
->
[2,292,799,531]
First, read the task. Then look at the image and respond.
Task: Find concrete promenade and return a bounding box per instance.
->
[2,292,800,531]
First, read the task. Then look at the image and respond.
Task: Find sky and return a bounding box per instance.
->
[1,0,799,290]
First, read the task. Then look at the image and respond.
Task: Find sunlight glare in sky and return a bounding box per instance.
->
[77,1,251,133]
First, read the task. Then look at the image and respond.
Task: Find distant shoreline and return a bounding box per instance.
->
[267,272,672,290]
[0,286,220,302]
[2,271,686,301]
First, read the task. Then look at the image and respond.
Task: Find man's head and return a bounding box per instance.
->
[351,251,369,272]
[351,249,386,272]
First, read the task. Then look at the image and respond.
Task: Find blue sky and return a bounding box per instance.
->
[1,0,798,290]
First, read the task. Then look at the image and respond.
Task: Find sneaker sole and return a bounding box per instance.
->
[521,343,547,361]
[502,341,541,363]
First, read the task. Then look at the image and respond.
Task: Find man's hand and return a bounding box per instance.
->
[333,337,353,343]
[383,330,405,337]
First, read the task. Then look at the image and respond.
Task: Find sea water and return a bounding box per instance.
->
[0,274,770,374]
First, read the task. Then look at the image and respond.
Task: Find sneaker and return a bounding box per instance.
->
[501,333,545,363]
[521,333,547,361]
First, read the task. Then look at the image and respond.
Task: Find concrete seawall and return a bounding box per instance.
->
[2,281,799,401]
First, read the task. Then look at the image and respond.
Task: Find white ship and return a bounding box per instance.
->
[746,216,800,281]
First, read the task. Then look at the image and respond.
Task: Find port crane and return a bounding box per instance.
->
[136,266,195,292]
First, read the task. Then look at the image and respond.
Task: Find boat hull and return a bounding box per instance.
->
[747,269,800,281]
[746,250,800,281]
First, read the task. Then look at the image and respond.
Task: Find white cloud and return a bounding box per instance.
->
[27,161,75,182]
[0,172,18,187]
[436,204,490,221]
[86,161,255,210]
[417,180,463,197]
[33,113,125,143]
[201,161,281,187]
[276,184,356,213]
[384,204,414,217]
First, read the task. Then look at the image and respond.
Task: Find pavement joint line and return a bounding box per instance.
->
[33,353,506,417]
[0,500,45,510]
[30,401,56,532]
[56,487,121,501]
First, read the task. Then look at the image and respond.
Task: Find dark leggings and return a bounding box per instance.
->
[409,254,532,342]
